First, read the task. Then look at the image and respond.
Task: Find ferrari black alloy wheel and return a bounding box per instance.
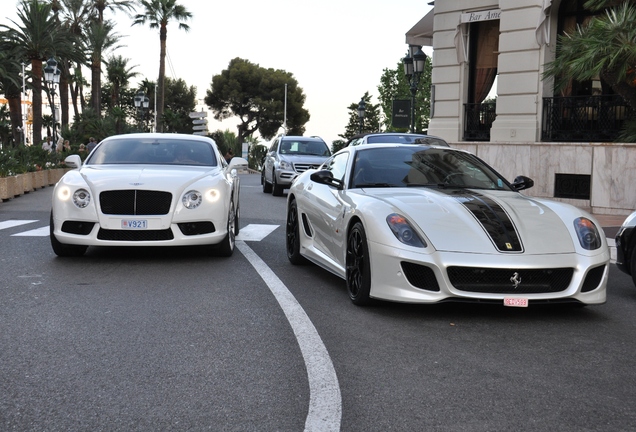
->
[286,200,307,265]
[346,222,372,305]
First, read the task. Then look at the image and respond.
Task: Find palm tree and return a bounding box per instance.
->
[85,19,121,114]
[105,54,138,108]
[0,0,75,145]
[132,0,192,132]
[543,1,636,110]
[91,0,136,24]
[0,44,24,147]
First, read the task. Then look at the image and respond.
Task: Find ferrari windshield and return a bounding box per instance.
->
[351,147,512,191]
[86,138,218,166]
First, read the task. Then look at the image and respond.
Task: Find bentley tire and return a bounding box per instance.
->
[346,222,372,305]
[286,199,307,265]
[216,201,236,257]
[49,212,88,257]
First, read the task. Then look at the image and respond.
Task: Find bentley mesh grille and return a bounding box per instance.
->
[100,190,172,215]
[97,228,174,241]
[293,163,321,173]
[447,266,574,294]
[401,262,440,292]
[581,265,605,292]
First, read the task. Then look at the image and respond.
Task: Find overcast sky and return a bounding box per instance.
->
[1,0,433,144]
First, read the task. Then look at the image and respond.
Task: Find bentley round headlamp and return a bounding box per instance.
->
[72,189,91,208]
[182,190,202,209]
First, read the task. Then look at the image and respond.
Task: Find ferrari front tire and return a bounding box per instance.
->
[49,212,87,257]
[346,222,372,305]
[631,247,636,288]
[286,199,307,265]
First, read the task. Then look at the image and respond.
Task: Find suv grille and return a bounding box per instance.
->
[293,163,321,173]
[100,190,172,215]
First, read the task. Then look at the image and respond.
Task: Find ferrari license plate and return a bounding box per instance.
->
[121,219,147,229]
[503,297,528,308]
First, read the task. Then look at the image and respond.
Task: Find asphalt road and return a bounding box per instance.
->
[1,173,636,432]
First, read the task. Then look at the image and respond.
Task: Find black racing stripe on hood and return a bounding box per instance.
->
[443,190,523,252]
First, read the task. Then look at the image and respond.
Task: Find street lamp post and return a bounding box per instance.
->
[357,97,366,134]
[134,91,150,131]
[43,57,61,144]
[402,46,427,133]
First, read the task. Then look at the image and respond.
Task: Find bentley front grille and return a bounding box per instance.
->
[447,266,574,294]
[293,163,321,173]
[97,228,174,241]
[100,190,172,215]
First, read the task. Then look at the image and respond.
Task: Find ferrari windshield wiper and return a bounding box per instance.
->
[356,183,394,188]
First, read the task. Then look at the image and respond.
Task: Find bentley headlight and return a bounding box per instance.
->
[386,213,427,248]
[57,186,71,201]
[72,189,91,208]
[574,217,602,250]
[182,190,202,209]
[205,189,220,203]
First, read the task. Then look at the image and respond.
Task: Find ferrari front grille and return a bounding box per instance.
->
[447,266,574,294]
[97,228,174,241]
[581,265,605,292]
[401,262,440,292]
[100,190,172,215]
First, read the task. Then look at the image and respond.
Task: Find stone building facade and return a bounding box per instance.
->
[406,0,635,215]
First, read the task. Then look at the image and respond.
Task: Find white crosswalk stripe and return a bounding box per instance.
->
[12,226,50,237]
[0,220,38,230]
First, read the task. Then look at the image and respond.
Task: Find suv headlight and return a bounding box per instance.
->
[279,160,291,170]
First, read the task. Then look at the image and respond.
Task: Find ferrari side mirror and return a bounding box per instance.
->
[511,175,534,191]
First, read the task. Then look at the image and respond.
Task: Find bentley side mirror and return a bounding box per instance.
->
[64,155,82,169]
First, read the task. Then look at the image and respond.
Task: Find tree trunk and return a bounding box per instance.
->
[59,61,70,128]
[157,25,167,133]
[602,69,636,110]
[8,95,22,147]
[91,56,101,115]
[31,59,43,146]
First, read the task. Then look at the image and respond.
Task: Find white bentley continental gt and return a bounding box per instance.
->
[285,143,610,306]
[51,133,247,257]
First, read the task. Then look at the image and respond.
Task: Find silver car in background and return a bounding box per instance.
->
[261,135,331,196]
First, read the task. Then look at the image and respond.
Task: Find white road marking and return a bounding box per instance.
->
[236,241,342,432]
[0,220,38,230]
[13,226,50,237]
[236,224,279,241]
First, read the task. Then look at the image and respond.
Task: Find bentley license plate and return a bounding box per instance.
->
[503,297,528,307]
[121,219,147,229]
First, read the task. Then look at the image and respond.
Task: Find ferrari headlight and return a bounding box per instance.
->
[72,189,91,208]
[182,190,202,209]
[574,217,602,250]
[386,213,427,248]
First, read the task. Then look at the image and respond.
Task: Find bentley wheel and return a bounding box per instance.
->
[286,199,307,265]
[272,171,284,196]
[216,201,236,257]
[49,211,88,257]
[262,170,272,193]
[346,222,372,305]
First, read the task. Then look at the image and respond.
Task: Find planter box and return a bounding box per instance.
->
[0,176,11,200]
[8,175,21,198]
[34,171,45,189]
[21,172,34,193]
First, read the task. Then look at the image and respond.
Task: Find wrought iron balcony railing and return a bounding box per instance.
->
[463,102,496,141]
[542,95,633,142]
